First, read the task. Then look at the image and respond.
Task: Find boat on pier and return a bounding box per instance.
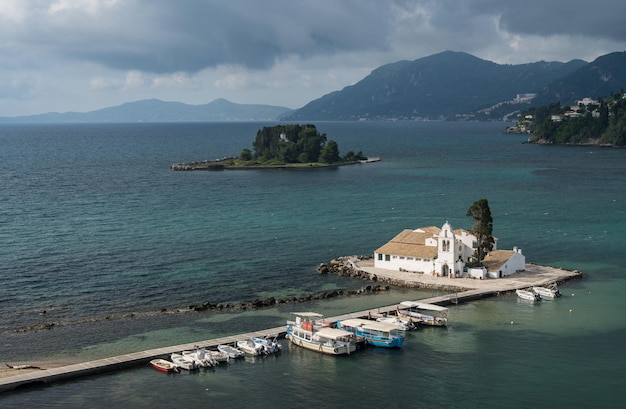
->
[286,312,358,355]
[170,353,199,370]
[532,284,561,298]
[397,301,448,326]
[150,359,179,373]
[218,344,245,359]
[337,318,404,348]
[516,289,541,302]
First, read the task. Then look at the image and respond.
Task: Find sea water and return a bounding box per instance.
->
[0,121,624,408]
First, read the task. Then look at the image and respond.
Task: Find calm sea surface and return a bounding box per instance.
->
[1,121,624,408]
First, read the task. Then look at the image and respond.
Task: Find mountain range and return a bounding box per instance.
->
[0,98,292,123]
[2,51,626,123]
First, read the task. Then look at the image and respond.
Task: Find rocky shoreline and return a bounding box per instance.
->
[318,256,473,292]
[170,157,381,171]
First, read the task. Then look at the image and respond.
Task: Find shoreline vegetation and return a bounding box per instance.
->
[170,123,379,170]
[506,91,626,146]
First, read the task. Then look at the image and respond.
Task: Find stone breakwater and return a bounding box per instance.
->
[319,256,472,292]
[14,283,390,334]
[186,283,390,312]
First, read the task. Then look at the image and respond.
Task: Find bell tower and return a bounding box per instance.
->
[437,221,457,276]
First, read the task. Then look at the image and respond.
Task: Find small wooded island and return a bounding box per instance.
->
[171,124,378,170]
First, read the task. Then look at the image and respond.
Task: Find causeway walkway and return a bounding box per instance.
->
[0,263,581,392]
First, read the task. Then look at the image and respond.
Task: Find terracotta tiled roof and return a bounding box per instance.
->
[374,228,440,259]
[482,250,515,272]
[375,242,439,259]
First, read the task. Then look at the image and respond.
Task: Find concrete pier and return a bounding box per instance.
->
[0,263,581,392]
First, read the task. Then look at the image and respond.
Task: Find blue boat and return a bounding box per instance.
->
[337,318,405,348]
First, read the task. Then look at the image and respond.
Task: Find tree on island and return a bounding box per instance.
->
[240,124,366,165]
[466,198,495,264]
[319,140,341,163]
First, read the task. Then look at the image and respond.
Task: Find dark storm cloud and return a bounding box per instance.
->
[470,0,626,41]
[48,0,394,73]
[8,0,625,75]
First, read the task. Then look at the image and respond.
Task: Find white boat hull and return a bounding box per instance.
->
[285,331,356,355]
[532,285,561,298]
[516,289,541,302]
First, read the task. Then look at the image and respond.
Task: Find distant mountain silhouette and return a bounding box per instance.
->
[282,51,589,120]
[0,98,292,123]
[4,51,626,123]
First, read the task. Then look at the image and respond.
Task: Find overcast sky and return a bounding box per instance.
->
[1,0,625,116]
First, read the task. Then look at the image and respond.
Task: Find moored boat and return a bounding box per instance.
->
[218,343,246,359]
[150,358,179,373]
[516,289,541,302]
[337,318,404,348]
[286,312,358,355]
[181,349,218,367]
[397,301,448,326]
[532,284,561,298]
[170,352,199,370]
[251,336,282,355]
[236,338,267,356]
[204,349,230,364]
[375,316,417,331]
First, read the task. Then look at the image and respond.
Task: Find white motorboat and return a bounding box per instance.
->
[236,339,266,356]
[251,336,282,355]
[375,316,416,331]
[397,301,448,326]
[516,289,541,302]
[217,344,245,359]
[532,284,561,298]
[170,352,198,370]
[182,349,218,367]
[204,349,230,364]
[286,312,358,355]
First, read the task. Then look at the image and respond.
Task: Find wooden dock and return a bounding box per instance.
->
[0,264,581,392]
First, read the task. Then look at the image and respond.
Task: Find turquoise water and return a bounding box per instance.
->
[0,121,624,407]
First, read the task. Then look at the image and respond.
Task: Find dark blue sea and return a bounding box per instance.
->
[1,121,624,408]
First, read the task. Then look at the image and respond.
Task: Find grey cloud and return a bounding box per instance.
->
[27,0,395,73]
[467,0,626,41]
[6,0,625,77]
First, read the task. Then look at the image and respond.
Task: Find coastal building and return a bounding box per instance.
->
[373,222,525,279]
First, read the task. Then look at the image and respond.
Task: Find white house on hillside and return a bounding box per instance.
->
[373,222,525,279]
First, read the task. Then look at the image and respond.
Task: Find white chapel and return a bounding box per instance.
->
[373,222,525,279]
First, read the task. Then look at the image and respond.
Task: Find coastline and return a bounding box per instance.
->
[320,256,583,297]
[170,157,381,171]
[2,258,582,382]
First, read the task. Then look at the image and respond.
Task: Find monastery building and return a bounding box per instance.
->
[374,222,525,279]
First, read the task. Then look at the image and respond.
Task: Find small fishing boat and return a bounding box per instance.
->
[286,312,358,355]
[150,358,179,373]
[532,284,561,298]
[170,353,199,370]
[204,349,230,364]
[182,349,217,367]
[375,316,417,331]
[516,289,541,302]
[397,301,448,327]
[236,339,266,356]
[218,344,246,359]
[337,318,404,348]
[251,336,282,355]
